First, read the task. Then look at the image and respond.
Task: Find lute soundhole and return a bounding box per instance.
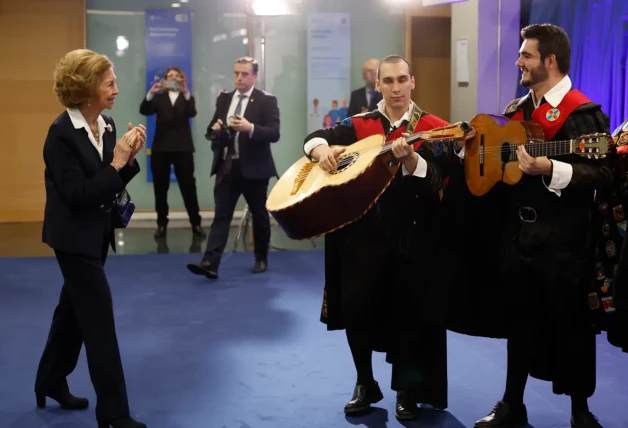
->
[329,152,359,175]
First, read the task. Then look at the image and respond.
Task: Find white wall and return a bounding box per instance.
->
[450,0,478,123]
[450,0,521,123]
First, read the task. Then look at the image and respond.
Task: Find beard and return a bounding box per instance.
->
[520,64,548,87]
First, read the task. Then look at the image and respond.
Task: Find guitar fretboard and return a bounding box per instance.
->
[518,140,575,159]
[379,136,460,156]
[498,138,603,161]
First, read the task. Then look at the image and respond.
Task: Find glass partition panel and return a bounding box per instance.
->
[87,0,404,212]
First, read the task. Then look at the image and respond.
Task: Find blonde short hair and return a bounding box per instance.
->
[53,49,113,109]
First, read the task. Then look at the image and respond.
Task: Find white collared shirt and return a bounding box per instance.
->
[67,108,106,161]
[375,99,413,130]
[224,86,256,160]
[375,100,428,178]
[530,75,572,109]
[530,75,574,196]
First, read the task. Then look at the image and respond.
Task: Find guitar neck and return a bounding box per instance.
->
[519,139,576,157]
[379,127,466,154]
[379,135,459,156]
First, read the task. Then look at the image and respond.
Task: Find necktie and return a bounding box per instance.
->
[221,94,247,181]
[228,94,246,157]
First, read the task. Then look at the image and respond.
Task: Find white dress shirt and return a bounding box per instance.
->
[303,100,428,178]
[67,108,106,161]
[224,86,256,159]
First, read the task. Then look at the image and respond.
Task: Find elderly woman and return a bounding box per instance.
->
[33,49,147,428]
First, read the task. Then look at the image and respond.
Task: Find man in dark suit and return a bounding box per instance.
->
[187,57,280,279]
[140,66,205,240]
[347,58,383,117]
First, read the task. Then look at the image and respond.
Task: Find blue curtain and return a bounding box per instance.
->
[516,0,628,131]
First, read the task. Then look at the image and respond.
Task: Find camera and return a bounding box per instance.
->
[162,80,180,90]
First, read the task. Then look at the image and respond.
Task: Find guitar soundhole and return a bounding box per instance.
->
[501,143,514,163]
[330,152,359,175]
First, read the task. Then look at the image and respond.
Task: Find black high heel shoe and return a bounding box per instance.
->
[97,416,147,428]
[35,390,89,410]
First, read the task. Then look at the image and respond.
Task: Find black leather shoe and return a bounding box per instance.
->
[344,381,384,414]
[187,260,218,279]
[252,260,267,273]
[154,226,166,239]
[36,389,89,410]
[571,411,602,428]
[474,401,528,427]
[395,391,420,420]
[192,225,206,238]
[98,416,146,428]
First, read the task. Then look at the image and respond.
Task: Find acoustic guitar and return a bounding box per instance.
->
[266,122,472,240]
[464,113,613,197]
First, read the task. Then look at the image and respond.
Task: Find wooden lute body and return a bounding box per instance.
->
[266,122,471,240]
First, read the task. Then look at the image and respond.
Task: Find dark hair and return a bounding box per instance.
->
[377,55,413,78]
[235,56,259,75]
[520,23,570,74]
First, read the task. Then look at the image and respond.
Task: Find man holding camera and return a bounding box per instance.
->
[186,57,280,279]
[140,66,205,239]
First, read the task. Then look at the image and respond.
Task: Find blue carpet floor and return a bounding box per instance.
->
[0,250,627,428]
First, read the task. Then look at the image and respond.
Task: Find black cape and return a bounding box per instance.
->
[434,98,628,354]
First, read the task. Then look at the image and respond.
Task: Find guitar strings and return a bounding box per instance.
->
[321,136,605,171]
[331,142,454,169]
[328,140,604,171]
[325,138,460,170]
[480,151,604,162]
[477,140,606,154]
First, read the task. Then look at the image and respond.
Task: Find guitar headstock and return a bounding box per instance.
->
[574,133,613,158]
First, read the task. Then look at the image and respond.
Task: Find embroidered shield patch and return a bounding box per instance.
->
[545,108,560,121]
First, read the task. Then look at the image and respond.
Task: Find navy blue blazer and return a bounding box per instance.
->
[42,111,140,258]
[206,87,280,179]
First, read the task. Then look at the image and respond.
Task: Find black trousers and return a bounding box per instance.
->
[151,151,201,227]
[203,160,270,269]
[34,239,130,421]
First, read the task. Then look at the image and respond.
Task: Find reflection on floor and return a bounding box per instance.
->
[0,220,323,258]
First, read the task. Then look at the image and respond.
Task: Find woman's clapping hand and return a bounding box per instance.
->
[111,123,147,170]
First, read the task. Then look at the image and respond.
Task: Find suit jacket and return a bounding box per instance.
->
[139,91,197,152]
[42,111,140,259]
[347,86,383,117]
[206,87,280,179]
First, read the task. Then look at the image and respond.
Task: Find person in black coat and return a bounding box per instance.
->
[187,57,280,279]
[139,67,205,239]
[34,49,147,428]
[440,25,611,428]
[599,120,628,351]
[305,55,476,420]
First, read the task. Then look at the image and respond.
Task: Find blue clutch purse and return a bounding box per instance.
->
[113,188,135,228]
